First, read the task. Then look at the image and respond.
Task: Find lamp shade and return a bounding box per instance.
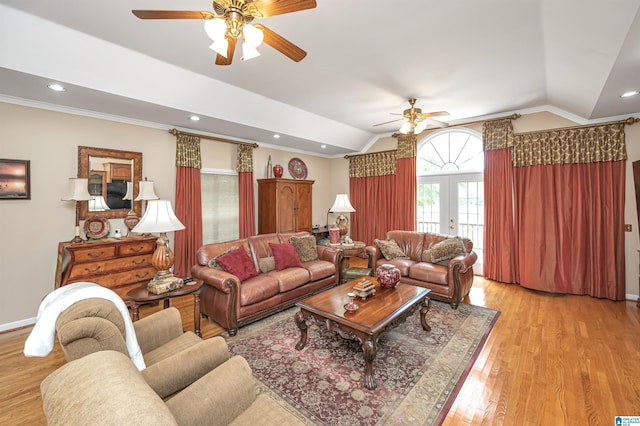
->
[122,182,134,200]
[329,194,356,213]
[61,178,93,201]
[134,180,159,201]
[88,196,110,211]
[132,200,185,233]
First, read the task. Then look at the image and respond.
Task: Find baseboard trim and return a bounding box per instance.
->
[0,317,35,333]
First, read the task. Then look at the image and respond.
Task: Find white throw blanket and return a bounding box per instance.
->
[24,282,146,370]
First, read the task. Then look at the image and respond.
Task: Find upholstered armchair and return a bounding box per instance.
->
[54,298,226,398]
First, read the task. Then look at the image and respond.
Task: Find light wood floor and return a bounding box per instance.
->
[1,258,639,425]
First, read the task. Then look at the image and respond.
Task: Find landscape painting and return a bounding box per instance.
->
[0,159,30,200]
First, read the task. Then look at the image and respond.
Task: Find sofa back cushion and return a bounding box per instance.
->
[248,234,281,268]
[424,232,473,254]
[386,231,425,261]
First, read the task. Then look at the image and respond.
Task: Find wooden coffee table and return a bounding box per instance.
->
[294,277,431,390]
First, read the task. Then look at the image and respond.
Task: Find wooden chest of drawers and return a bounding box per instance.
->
[55,237,157,301]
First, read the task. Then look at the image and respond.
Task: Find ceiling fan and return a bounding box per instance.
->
[132,0,316,65]
[374,98,449,134]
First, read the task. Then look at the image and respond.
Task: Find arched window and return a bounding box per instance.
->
[417,128,484,273]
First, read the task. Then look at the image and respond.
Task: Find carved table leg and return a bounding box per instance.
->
[420,297,432,332]
[131,304,140,321]
[295,310,308,351]
[363,338,377,390]
[193,292,201,337]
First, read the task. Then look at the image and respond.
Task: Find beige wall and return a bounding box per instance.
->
[1,102,638,330]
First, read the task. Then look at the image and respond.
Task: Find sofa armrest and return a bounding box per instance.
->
[365,245,383,269]
[141,336,230,399]
[165,355,257,426]
[317,246,343,268]
[56,316,129,362]
[133,307,184,354]
[449,251,478,274]
[191,264,239,294]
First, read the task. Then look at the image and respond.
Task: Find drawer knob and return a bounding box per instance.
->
[84,266,101,273]
[136,271,150,279]
[87,251,105,259]
[128,246,145,253]
[132,259,146,265]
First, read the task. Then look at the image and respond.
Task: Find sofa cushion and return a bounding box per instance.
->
[269,243,304,271]
[216,248,259,282]
[409,262,449,285]
[386,231,425,261]
[426,237,467,263]
[239,275,280,306]
[258,256,276,273]
[302,259,336,281]
[207,246,238,270]
[266,268,310,292]
[290,235,319,262]
[374,239,408,260]
[374,257,415,276]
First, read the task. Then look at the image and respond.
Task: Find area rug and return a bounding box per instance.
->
[224,301,499,426]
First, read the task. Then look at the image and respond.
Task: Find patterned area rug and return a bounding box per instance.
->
[225,301,499,426]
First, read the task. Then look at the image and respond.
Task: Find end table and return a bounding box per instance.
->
[329,241,365,283]
[126,280,203,337]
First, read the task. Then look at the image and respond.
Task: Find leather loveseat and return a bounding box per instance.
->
[365,230,477,308]
[192,232,342,335]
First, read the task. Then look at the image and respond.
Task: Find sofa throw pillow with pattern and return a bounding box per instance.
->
[215,247,259,282]
[269,242,304,271]
[290,235,319,263]
[207,246,238,270]
[258,256,276,273]
[374,239,408,260]
[427,237,467,264]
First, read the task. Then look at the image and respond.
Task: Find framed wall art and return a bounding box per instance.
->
[0,159,31,200]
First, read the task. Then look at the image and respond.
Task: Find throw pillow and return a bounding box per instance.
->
[290,235,319,263]
[207,246,238,270]
[374,239,408,260]
[215,248,259,282]
[258,256,276,273]
[269,242,304,271]
[428,237,467,263]
[421,248,450,266]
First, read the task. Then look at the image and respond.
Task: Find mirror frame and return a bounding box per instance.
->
[78,146,142,220]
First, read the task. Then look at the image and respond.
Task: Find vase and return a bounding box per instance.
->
[273,164,283,178]
[375,264,401,289]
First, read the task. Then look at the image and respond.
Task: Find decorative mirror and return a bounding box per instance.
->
[78,146,142,220]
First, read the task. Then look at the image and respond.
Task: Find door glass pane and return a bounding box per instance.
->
[417,183,440,233]
[457,180,484,266]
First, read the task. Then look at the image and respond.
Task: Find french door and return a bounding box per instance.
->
[417,172,484,273]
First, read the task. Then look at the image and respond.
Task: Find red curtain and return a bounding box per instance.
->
[483,148,519,282]
[238,171,255,238]
[174,166,202,278]
[513,161,626,300]
[395,156,417,231]
[350,174,396,245]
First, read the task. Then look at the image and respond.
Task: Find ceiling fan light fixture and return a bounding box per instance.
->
[209,39,229,58]
[414,121,427,134]
[243,24,264,47]
[399,122,412,134]
[204,18,227,41]
[242,42,261,61]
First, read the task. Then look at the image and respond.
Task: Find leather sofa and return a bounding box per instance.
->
[365,230,477,308]
[192,232,342,335]
[40,348,306,425]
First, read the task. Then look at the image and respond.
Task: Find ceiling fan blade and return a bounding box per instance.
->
[132,10,213,19]
[215,38,237,65]
[373,118,405,127]
[423,118,449,128]
[250,0,317,17]
[420,111,449,118]
[257,25,307,62]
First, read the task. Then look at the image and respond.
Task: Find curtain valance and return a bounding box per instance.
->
[396,133,417,158]
[483,119,514,151]
[512,123,626,167]
[236,144,254,172]
[348,150,397,178]
[175,134,202,169]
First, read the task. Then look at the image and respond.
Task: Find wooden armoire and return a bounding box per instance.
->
[257,178,313,234]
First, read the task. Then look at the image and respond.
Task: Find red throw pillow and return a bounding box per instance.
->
[269,242,303,271]
[215,247,259,282]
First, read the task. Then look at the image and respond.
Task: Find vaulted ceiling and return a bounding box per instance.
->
[1,0,639,156]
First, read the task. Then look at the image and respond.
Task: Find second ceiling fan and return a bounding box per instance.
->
[132,0,316,65]
[375,98,449,134]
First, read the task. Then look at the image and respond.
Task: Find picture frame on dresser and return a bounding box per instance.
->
[0,159,30,200]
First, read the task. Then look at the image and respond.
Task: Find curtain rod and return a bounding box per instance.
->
[169,128,259,148]
[512,116,640,137]
[344,149,396,159]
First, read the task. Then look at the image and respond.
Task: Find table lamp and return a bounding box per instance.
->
[62,178,94,243]
[88,195,110,211]
[132,200,185,294]
[329,194,356,243]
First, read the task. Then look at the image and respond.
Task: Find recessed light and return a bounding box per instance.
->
[321,144,326,149]
[47,83,66,92]
[273,134,280,139]
[189,115,200,121]
[620,90,639,98]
